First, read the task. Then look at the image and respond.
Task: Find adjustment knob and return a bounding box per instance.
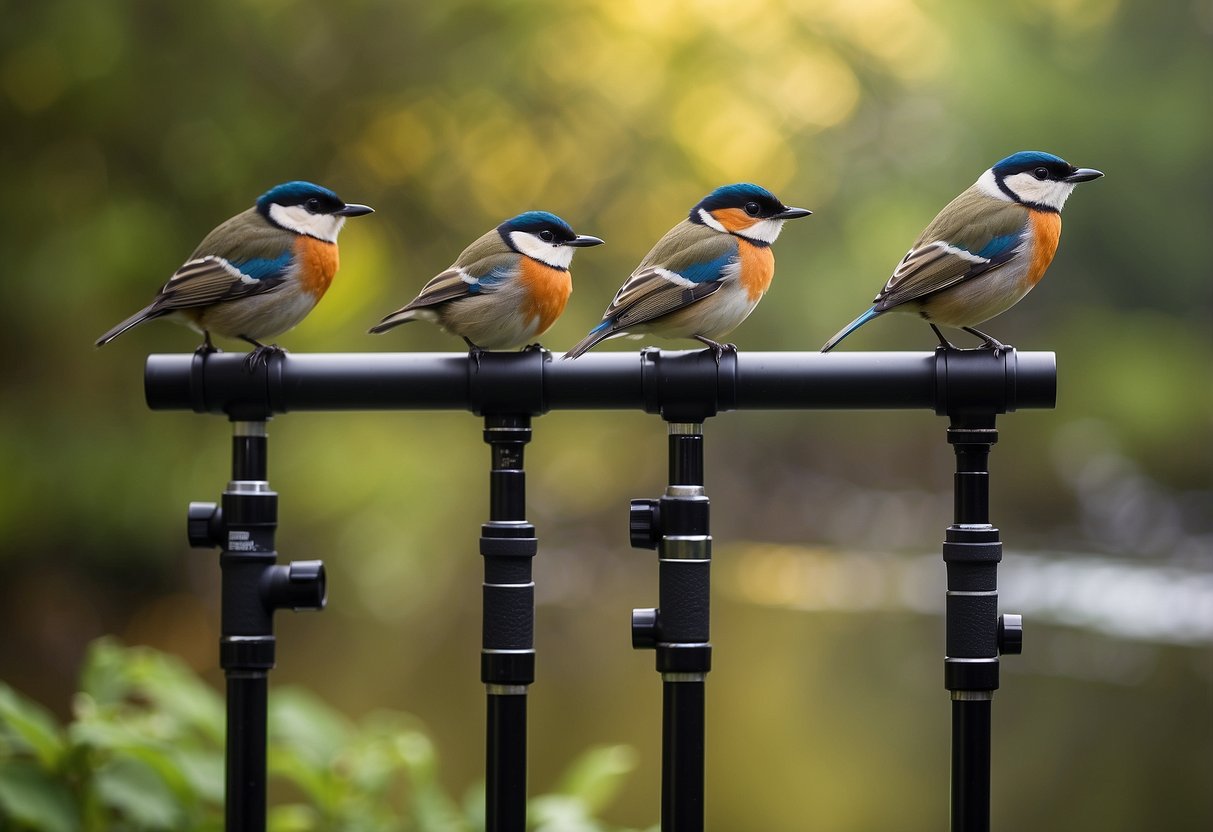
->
[629,499,660,550]
[998,613,1023,655]
[187,502,220,548]
[632,607,659,649]
[263,560,327,611]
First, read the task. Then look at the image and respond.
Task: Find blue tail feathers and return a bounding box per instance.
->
[820,307,879,353]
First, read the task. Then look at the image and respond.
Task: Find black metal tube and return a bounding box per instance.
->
[481,414,535,832]
[663,680,706,832]
[145,349,1056,418]
[657,425,710,832]
[944,415,1001,832]
[486,694,528,832]
[226,676,268,832]
[222,421,274,832]
[951,699,992,832]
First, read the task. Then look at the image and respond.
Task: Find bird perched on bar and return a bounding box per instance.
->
[821,151,1103,354]
[563,183,811,360]
[95,181,374,368]
[369,211,603,356]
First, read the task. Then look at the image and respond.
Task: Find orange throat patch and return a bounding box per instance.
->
[520,258,573,335]
[295,236,340,299]
[737,240,775,301]
[1027,210,1062,287]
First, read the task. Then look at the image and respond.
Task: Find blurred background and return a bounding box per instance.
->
[2,0,1211,828]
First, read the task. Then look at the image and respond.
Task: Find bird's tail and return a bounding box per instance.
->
[95,304,159,347]
[368,308,417,335]
[820,307,880,353]
[562,321,614,360]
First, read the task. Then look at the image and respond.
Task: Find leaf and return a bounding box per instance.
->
[529,795,601,832]
[92,756,183,830]
[551,745,638,813]
[78,638,224,745]
[268,803,320,832]
[0,684,65,768]
[168,747,224,804]
[0,760,79,832]
[78,638,131,706]
[269,687,353,766]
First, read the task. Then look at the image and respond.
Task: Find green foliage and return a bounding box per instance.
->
[0,639,652,832]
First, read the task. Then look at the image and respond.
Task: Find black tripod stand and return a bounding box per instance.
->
[942,410,1023,832]
[480,411,537,832]
[631,420,713,832]
[188,419,326,832]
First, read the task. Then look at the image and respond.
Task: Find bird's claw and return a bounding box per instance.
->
[243,344,285,372]
[462,338,486,370]
[695,337,736,365]
[195,332,220,356]
[960,326,1010,356]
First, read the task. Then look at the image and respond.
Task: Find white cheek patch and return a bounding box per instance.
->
[269,203,345,242]
[697,208,727,233]
[1000,172,1077,210]
[736,218,784,244]
[976,169,1012,201]
[508,231,575,269]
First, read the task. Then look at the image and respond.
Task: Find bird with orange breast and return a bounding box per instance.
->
[563,183,811,359]
[821,151,1102,353]
[370,211,603,357]
[95,181,373,368]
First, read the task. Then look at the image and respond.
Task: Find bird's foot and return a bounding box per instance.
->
[695,336,736,366]
[194,332,221,356]
[463,337,486,369]
[243,343,286,372]
[961,327,1010,357]
[929,324,961,351]
[521,342,546,353]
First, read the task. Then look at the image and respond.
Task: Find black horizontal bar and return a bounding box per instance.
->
[144,348,1055,421]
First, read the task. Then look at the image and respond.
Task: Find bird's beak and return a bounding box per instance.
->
[773,206,813,220]
[336,203,375,217]
[565,235,605,247]
[1065,168,1103,183]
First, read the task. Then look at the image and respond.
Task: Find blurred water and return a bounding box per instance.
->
[724,544,1213,647]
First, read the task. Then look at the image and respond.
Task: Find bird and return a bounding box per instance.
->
[563,183,811,360]
[369,211,603,356]
[821,151,1103,354]
[95,181,373,368]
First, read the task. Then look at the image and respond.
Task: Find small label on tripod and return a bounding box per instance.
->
[228,530,256,551]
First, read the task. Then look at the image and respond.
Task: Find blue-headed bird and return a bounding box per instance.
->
[563,183,811,359]
[821,151,1102,353]
[370,211,603,355]
[96,181,373,367]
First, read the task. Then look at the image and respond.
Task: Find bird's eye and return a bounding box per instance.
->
[305,197,322,212]
[1032,167,1049,181]
[744,201,761,216]
[539,230,555,242]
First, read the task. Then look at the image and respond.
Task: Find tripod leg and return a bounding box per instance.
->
[481,414,536,832]
[632,421,712,832]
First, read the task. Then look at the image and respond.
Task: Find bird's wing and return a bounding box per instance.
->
[875,191,1029,311]
[396,249,520,312]
[601,224,739,326]
[147,254,290,313]
[137,207,305,312]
